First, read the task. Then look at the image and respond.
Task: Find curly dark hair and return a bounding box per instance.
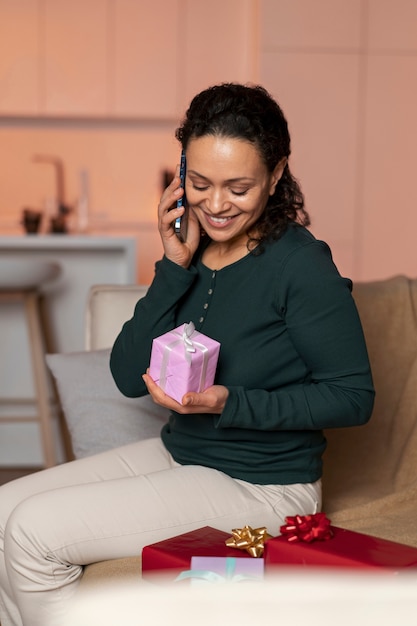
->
[175,83,310,249]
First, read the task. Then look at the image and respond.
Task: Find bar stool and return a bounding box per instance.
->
[0,257,71,467]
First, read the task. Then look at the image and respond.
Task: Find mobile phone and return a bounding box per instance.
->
[174,150,188,242]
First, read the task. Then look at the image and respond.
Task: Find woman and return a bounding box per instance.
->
[0,83,374,626]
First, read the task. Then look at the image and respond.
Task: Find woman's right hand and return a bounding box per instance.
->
[157,165,200,268]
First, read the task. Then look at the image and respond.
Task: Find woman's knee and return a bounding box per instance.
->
[0,481,28,545]
[4,496,44,560]
[4,488,70,568]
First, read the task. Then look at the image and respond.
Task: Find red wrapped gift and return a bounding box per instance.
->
[142,526,252,581]
[265,517,417,570]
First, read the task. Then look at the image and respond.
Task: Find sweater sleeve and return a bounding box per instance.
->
[217,241,375,431]
[110,256,197,397]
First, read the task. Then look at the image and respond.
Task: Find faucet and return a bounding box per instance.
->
[32,155,72,232]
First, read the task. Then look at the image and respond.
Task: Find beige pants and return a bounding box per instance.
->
[0,438,321,626]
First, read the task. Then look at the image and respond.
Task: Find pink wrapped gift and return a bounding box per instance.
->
[148,322,220,404]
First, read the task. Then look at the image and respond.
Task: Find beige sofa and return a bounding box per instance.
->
[65,275,417,585]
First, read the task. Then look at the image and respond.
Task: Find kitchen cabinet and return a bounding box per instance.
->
[111,0,180,118]
[182,0,257,109]
[111,0,257,118]
[0,1,257,119]
[0,0,40,115]
[43,0,109,116]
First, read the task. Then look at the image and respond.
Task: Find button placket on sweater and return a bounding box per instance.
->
[198,271,216,326]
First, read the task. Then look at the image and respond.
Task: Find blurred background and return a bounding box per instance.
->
[1,0,415,283]
[0,0,416,465]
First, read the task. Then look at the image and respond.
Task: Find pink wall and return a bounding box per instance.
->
[0,0,415,283]
[259,0,417,281]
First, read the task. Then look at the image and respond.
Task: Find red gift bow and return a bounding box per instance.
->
[280,513,333,543]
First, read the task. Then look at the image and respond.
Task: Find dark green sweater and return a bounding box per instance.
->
[110,225,374,484]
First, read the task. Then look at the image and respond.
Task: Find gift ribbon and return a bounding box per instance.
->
[159,322,209,392]
[182,321,197,354]
[279,513,333,543]
[225,525,271,558]
[175,557,260,584]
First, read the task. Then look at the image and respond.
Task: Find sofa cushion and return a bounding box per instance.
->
[47,349,169,459]
[323,275,417,511]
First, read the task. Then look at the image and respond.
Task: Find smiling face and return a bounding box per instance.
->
[185,135,285,250]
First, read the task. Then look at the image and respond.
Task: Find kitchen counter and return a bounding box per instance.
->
[0,234,137,465]
[0,233,137,256]
[0,234,136,350]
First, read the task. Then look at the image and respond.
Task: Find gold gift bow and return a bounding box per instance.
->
[225,525,272,558]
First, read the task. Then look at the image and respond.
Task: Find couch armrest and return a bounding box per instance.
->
[85,284,149,351]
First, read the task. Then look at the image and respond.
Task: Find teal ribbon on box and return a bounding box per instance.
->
[175,557,260,584]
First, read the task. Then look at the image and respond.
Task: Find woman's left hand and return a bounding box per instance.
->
[142,372,229,415]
